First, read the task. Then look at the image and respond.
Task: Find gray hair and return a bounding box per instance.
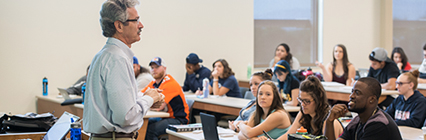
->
[100,0,139,37]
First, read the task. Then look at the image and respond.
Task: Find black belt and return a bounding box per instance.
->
[91,132,138,139]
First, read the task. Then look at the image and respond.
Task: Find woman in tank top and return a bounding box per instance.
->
[316,44,356,86]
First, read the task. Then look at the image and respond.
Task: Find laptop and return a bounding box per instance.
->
[43,111,80,140]
[58,88,83,105]
[57,87,72,100]
[200,112,220,140]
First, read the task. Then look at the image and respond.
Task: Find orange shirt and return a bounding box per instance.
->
[141,74,189,124]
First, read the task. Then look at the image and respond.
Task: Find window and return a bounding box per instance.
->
[254,0,318,68]
[393,0,426,64]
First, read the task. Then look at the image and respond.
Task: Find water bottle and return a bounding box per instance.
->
[81,83,86,105]
[202,78,209,98]
[70,118,81,140]
[42,77,48,96]
[247,63,252,80]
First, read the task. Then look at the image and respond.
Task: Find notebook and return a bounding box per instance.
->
[43,111,80,140]
[168,123,202,132]
[200,112,219,140]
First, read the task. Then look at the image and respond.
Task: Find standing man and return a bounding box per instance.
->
[182,53,211,93]
[324,77,402,140]
[367,47,400,108]
[84,0,163,139]
[141,57,189,140]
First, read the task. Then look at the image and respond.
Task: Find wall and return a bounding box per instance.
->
[0,0,253,114]
[322,0,393,69]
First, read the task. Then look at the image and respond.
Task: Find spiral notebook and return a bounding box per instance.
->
[168,123,202,132]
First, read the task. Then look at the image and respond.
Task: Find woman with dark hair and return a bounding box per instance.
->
[391,47,412,72]
[277,76,343,140]
[316,44,356,86]
[385,70,426,128]
[208,59,241,97]
[274,60,300,106]
[229,69,273,132]
[238,80,292,139]
[269,43,300,70]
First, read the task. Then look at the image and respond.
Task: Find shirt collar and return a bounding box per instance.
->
[106,37,135,62]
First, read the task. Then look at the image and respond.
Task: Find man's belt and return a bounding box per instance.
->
[91,131,138,139]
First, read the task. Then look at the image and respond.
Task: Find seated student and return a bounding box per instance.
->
[228,69,273,132]
[65,65,90,95]
[316,44,356,86]
[324,77,402,140]
[197,59,241,98]
[274,60,300,106]
[417,43,426,83]
[385,70,426,128]
[133,56,154,91]
[270,43,301,82]
[367,47,400,108]
[182,53,211,93]
[237,80,292,140]
[391,47,412,72]
[277,76,343,140]
[141,57,190,140]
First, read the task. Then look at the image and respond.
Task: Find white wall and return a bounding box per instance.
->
[0,0,253,114]
[322,0,392,69]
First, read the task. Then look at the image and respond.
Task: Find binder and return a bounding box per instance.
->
[167,123,202,132]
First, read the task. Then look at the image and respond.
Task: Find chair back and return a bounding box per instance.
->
[244,91,255,99]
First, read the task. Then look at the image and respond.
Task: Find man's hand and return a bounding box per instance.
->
[186,63,194,75]
[143,88,163,103]
[151,102,166,111]
[327,104,348,122]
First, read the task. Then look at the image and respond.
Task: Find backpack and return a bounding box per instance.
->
[0,112,57,133]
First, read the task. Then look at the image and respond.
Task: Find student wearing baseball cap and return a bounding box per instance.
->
[182,53,211,93]
[367,47,400,109]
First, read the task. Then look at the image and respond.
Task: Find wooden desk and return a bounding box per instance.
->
[36,95,169,140]
[185,94,299,116]
[238,80,250,88]
[398,126,423,140]
[324,86,399,103]
[417,84,426,97]
[166,127,237,140]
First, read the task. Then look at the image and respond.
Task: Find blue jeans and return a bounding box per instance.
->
[145,118,182,140]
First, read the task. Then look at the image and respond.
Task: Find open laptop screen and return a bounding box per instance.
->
[43,111,80,140]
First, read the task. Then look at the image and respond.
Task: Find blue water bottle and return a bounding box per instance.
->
[70,118,81,140]
[42,77,48,96]
[81,83,86,104]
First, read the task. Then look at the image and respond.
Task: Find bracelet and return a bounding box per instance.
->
[213,79,219,82]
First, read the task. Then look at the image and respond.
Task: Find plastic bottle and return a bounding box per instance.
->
[81,83,86,105]
[296,126,308,135]
[42,77,48,96]
[247,63,252,80]
[203,78,209,98]
[70,118,81,140]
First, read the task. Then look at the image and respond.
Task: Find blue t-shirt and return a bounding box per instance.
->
[210,75,241,98]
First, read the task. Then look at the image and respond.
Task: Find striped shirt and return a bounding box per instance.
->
[83,38,154,134]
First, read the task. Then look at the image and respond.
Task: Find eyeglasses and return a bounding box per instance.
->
[124,18,140,23]
[297,97,314,105]
[395,81,411,86]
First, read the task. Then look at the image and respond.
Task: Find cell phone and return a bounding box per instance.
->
[263,130,272,139]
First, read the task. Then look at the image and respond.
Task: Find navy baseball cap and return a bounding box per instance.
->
[149,57,166,66]
[186,53,203,64]
[133,56,139,64]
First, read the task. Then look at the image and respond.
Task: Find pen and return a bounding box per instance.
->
[263,130,272,139]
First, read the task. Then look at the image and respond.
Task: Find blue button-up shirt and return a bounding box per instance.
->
[83,38,154,134]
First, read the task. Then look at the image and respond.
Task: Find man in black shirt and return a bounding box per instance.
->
[324,77,402,140]
[367,47,400,108]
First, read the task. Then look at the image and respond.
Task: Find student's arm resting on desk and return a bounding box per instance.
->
[287,88,299,106]
[211,80,230,96]
[277,111,303,140]
[381,78,397,90]
[239,110,290,139]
